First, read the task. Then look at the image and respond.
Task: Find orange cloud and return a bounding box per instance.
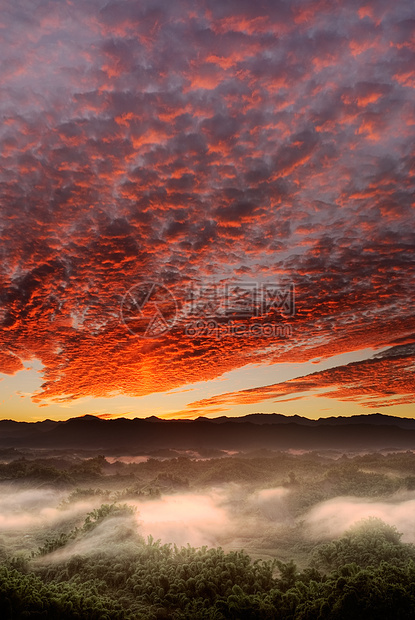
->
[0,0,413,414]
[175,345,415,417]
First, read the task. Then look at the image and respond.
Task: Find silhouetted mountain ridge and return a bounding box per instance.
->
[1,413,415,453]
[198,413,415,428]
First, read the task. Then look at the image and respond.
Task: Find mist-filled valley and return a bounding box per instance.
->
[2,450,415,618]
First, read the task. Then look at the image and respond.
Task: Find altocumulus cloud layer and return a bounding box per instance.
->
[0,0,414,410]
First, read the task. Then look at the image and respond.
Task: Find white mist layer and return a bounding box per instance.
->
[132,492,230,548]
[45,515,141,562]
[305,495,415,542]
[0,486,103,531]
[4,483,415,561]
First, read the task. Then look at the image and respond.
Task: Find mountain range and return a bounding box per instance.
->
[1,413,415,454]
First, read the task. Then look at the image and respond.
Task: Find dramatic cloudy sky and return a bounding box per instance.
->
[0,0,414,421]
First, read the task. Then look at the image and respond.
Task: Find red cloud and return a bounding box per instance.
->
[0,0,413,413]
[175,345,415,417]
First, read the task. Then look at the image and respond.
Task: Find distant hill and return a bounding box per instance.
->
[1,413,415,454]
[199,413,415,429]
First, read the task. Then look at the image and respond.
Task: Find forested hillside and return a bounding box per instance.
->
[1,450,415,618]
[2,515,415,619]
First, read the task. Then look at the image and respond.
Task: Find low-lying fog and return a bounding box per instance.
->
[2,481,415,562]
[305,495,415,541]
[0,486,92,530]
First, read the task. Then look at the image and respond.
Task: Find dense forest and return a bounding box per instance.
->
[1,450,415,618]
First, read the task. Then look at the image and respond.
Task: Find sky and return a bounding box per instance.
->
[0,0,414,422]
